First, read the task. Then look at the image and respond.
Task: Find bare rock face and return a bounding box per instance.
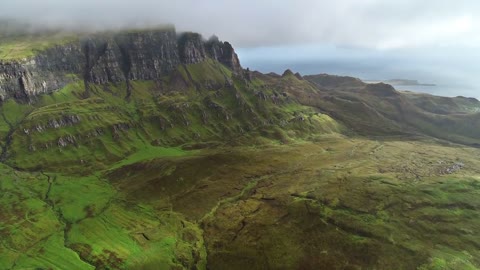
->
[178,32,207,64]
[115,30,181,81]
[0,43,84,101]
[83,36,125,84]
[0,28,243,102]
[205,35,242,74]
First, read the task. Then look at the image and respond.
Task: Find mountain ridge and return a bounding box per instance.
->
[0,28,242,102]
[0,29,479,172]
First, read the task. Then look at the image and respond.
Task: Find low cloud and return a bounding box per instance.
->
[0,0,479,49]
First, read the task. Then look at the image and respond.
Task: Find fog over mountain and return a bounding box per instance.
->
[1,0,479,97]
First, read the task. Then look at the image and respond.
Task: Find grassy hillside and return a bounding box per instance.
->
[1,54,480,269]
[403,91,480,115]
[299,75,480,146]
[1,60,342,173]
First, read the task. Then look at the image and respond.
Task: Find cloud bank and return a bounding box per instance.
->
[1,0,479,49]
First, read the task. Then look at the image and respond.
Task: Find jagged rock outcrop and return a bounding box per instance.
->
[0,43,84,101]
[0,28,242,102]
[205,35,242,74]
[178,32,207,64]
[294,72,303,80]
[282,69,295,77]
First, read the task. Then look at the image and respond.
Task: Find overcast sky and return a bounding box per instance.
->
[1,0,479,97]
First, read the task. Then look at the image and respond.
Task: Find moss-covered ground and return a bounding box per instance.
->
[1,59,480,269]
[110,138,480,269]
[2,136,480,269]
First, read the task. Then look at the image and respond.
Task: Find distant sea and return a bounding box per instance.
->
[365,81,478,99]
[235,52,479,99]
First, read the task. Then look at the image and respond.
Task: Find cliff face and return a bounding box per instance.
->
[0,29,242,101]
[205,36,241,74]
[0,43,84,100]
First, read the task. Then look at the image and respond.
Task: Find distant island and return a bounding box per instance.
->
[366,79,436,86]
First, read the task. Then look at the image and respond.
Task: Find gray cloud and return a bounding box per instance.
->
[1,0,479,48]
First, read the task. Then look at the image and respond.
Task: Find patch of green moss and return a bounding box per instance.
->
[0,33,79,60]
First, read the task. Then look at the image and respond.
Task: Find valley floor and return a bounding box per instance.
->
[1,135,480,269]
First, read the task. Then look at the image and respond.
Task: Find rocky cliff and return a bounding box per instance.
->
[0,28,242,101]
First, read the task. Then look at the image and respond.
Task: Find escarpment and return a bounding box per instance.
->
[0,28,242,102]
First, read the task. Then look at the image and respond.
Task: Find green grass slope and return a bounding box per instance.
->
[0,164,207,269]
[291,77,480,146]
[1,51,480,270]
[2,60,342,172]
